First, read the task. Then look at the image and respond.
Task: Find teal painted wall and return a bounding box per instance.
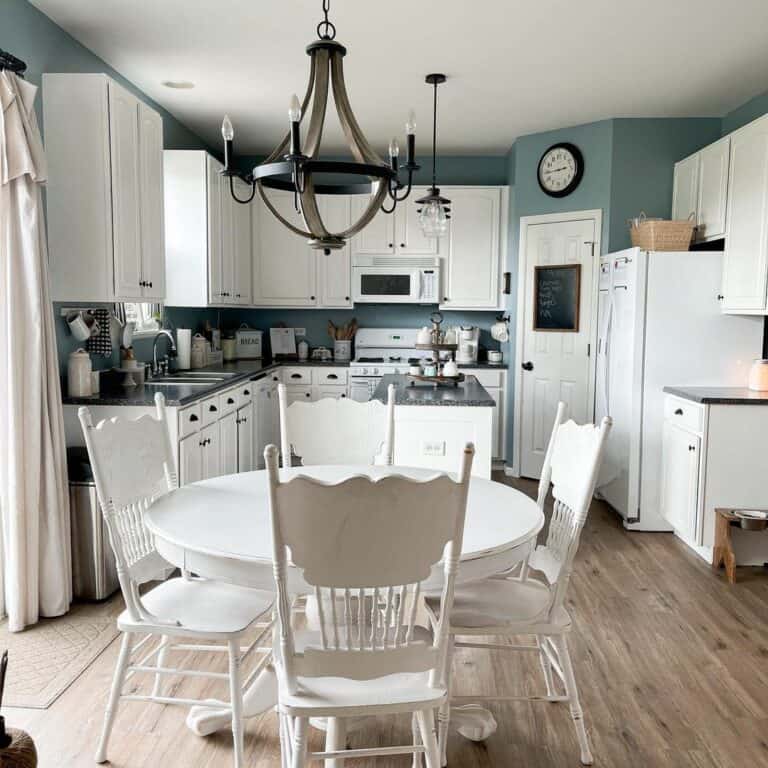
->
[608,118,722,250]
[721,89,768,135]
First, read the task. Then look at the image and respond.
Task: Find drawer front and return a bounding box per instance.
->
[267,369,282,384]
[315,385,348,400]
[219,387,239,416]
[465,369,503,388]
[237,382,254,407]
[316,368,348,386]
[283,367,312,385]
[285,385,313,405]
[663,396,704,433]
[201,395,221,426]
[178,403,202,438]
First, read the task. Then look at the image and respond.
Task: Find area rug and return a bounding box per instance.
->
[0,595,122,709]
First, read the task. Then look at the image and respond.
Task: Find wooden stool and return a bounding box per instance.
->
[712,507,768,584]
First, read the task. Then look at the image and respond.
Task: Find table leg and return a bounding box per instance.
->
[186,662,278,736]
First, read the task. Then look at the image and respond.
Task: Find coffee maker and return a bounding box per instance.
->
[456,326,480,364]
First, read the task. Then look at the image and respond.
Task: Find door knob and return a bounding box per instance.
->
[521,361,534,371]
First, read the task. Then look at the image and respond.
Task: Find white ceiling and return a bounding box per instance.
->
[30,0,768,156]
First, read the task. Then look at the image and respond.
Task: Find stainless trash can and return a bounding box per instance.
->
[68,448,119,601]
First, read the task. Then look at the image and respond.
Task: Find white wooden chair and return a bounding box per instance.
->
[278,383,395,467]
[426,415,612,766]
[79,393,274,768]
[265,442,475,768]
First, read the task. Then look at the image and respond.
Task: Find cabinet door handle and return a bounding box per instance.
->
[189,414,199,422]
[273,376,279,382]
[148,281,153,288]
[688,444,696,451]
[291,373,302,379]
[521,361,534,371]
[328,374,338,380]
[227,397,235,404]
[242,415,247,423]
[674,408,683,416]
[717,294,724,301]
[243,389,250,396]
[209,405,218,412]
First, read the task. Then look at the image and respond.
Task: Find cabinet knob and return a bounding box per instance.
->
[688,444,696,451]
[189,414,199,422]
[244,389,250,395]
[521,361,534,371]
[148,281,153,288]
[310,295,316,300]
[341,393,346,398]
[227,397,235,404]
[717,294,724,301]
[345,296,350,301]
[400,243,406,248]
[209,405,218,412]
[674,408,683,415]
[305,392,311,398]
[388,243,393,248]
[443,296,449,302]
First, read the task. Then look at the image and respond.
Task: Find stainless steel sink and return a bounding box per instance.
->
[176,371,239,378]
[145,377,226,386]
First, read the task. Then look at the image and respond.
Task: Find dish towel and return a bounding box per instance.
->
[85,308,113,357]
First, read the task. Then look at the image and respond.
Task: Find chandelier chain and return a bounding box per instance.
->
[317,0,336,40]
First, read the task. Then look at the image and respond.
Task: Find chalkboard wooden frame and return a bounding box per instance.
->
[533,264,581,332]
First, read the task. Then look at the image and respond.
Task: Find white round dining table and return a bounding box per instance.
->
[145,465,544,743]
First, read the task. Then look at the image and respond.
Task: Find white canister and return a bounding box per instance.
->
[68,348,92,397]
[416,326,432,345]
[442,360,459,377]
[191,333,208,369]
[334,339,352,361]
[176,329,192,369]
[298,339,309,361]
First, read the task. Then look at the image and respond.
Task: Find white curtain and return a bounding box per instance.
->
[0,71,71,631]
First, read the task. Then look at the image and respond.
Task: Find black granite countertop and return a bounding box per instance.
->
[371,374,496,407]
[664,386,768,405]
[458,361,508,369]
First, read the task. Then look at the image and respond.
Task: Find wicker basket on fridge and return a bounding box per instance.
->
[628,212,695,251]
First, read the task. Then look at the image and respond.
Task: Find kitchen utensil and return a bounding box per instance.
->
[748,359,768,391]
[67,348,92,397]
[176,329,192,369]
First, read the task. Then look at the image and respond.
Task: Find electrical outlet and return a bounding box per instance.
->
[293,327,307,337]
[421,440,446,457]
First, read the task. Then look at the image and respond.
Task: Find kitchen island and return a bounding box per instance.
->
[372,374,495,478]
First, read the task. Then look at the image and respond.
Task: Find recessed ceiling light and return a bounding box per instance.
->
[162,80,195,89]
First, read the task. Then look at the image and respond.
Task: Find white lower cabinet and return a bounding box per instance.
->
[253,377,280,469]
[219,411,239,476]
[179,432,203,485]
[661,394,768,565]
[237,405,254,472]
[464,368,506,461]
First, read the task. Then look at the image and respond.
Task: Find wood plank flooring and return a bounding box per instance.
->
[7,475,768,767]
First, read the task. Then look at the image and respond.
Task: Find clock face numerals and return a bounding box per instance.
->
[538,143,583,197]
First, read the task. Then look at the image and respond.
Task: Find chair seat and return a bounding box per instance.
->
[427,577,571,633]
[118,577,273,638]
[279,627,444,717]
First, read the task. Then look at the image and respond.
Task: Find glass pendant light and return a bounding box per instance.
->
[416,74,451,238]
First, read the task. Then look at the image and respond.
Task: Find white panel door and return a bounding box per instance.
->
[659,422,700,540]
[108,82,142,298]
[219,411,238,476]
[179,433,203,486]
[722,116,768,311]
[441,187,501,309]
[519,218,596,479]
[318,196,352,307]
[253,191,317,306]
[237,405,254,472]
[671,154,699,223]
[350,194,395,255]
[201,423,221,480]
[137,102,165,299]
[696,137,729,242]
[232,180,252,304]
[396,199,439,255]
[207,156,226,304]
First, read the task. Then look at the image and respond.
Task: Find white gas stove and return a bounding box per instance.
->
[349,328,435,401]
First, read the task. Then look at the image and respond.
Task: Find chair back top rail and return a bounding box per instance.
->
[265,442,474,689]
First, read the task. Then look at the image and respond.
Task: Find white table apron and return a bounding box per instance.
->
[145,466,544,746]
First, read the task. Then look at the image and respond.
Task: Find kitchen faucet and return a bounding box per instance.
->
[152,330,177,376]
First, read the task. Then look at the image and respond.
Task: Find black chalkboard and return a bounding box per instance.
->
[534,264,581,332]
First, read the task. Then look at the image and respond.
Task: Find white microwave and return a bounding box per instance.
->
[352,256,441,304]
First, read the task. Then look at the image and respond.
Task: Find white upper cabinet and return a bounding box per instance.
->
[722,115,768,313]
[440,186,506,310]
[396,199,439,255]
[163,151,252,307]
[44,74,166,302]
[253,190,317,306]
[672,138,730,243]
[671,154,699,224]
[317,196,352,308]
[350,195,396,254]
[696,137,730,242]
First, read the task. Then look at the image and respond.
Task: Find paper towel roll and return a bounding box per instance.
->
[176,329,192,370]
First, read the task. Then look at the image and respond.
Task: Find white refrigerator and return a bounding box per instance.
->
[595,247,763,530]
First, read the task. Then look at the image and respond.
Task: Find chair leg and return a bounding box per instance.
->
[536,635,556,699]
[552,635,593,765]
[228,639,245,768]
[279,713,290,768]
[95,631,133,763]
[291,717,309,768]
[437,639,454,767]
[416,709,440,768]
[411,712,422,768]
[151,634,170,698]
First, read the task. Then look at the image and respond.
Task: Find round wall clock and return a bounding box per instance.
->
[537,143,584,197]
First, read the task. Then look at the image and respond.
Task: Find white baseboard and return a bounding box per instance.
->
[503,465,519,478]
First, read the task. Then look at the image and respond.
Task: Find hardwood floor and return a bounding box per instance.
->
[8,474,768,767]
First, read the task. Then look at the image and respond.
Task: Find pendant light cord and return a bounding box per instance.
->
[431,80,438,190]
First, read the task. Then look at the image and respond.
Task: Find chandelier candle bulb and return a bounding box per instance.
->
[221,115,234,171]
[389,138,400,171]
[288,94,302,156]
